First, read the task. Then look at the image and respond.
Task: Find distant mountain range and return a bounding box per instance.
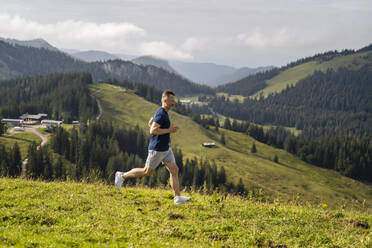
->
[132,56,179,75]
[0,37,274,87]
[70,50,120,62]
[68,50,137,62]
[130,56,274,87]
[0,37,59,52]
[0,39,213,95]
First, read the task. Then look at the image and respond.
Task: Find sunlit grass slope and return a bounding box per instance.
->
[0,131,41,160]
[252,50,372,98]
[0,178,371,247]
[89,83,372,211]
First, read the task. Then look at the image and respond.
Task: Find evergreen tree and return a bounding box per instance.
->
[236,178,245,195]
[217,166,227,186]
[251,143,257,153]
[9,142,22,177]
[273,155,279,163]
[42,147,53,180]
[54,156,64,180]
[223,118,232,129]
[220,132,226,145]
[0,121,4,136]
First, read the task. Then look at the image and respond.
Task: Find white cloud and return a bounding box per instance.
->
[0,12,145,51]
[236,27,322,50]
[139,41,193,60]
[182,37,210,52]
[0,12,194,61]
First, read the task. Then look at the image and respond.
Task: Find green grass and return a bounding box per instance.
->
[37,128,51,135]
[61,124,75,131]
[89,83,372,211]
[0,132,42,160]
[202,114,302,136]
[0,178,371,247]
[216,92,245,103]
[252,51,372,98]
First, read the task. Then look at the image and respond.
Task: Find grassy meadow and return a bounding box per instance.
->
[0,178,371,247]
[0,131,41,160]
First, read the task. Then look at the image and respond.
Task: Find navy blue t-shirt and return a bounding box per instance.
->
[148,107,170,151]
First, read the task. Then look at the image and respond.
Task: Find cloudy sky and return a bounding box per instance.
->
[0,0,371,67]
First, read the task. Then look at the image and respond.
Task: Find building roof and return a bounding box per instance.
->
[202,142,216,147]
[19,113,47,120]
[1,118,24,123]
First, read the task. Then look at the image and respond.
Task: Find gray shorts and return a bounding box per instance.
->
[145,148,176,169]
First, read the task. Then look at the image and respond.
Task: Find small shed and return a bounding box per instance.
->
[1,119,24,126]
[201,142,216,148]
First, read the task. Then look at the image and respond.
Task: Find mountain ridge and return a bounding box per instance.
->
[0,37,59,51]
[0,40,213,96]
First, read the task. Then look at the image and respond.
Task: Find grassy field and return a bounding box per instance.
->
[89,83,372,211]
[201,114,302,136]
[0,178,371,247]
[216,92,246,103]
[251,50,372,98]
[0,131,41,160]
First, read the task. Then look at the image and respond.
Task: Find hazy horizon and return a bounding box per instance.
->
[1,0,371,68]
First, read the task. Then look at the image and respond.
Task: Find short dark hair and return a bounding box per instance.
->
[162,90,175,98]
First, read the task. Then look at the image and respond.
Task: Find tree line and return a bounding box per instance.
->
[190,114,372,183]
[193,114,292,150]
[0,72,98,123]
[207,66,372,138]
[0,143,22,177]
[285,135,372,183]
[26,121,246,194]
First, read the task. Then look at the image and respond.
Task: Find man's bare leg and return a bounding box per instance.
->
[123,167,153,179]
[165,162,180,196]
[115,167,152,190]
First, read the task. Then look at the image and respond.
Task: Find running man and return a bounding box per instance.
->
[115,90,191,205]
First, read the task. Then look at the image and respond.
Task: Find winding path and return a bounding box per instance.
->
[6,125,50,176]
[90,88,103,121]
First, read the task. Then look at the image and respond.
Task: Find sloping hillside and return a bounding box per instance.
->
[252,50,372,98]
[132,55,179,75]
[89,83,372,210]
[1,178,371,247]
[216,47,372,98]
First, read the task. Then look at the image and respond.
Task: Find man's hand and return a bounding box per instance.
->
[148,117,154,127]
[150,122,179,135]
[169,125,179,133]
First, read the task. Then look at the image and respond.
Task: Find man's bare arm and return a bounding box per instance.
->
[150,121,179,135]
[148,117,154,127]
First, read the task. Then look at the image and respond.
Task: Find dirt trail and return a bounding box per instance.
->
[91,88,103,121]
[6,125,50,176]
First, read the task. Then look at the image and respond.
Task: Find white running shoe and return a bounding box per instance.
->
[115,171,124,190]
[174,196,191,205]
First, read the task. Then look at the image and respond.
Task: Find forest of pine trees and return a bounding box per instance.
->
[33,122,245,193]
[207,66,372,138]
[0,72,98,122]
[0,143,22,177]
[284,135,372,182]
